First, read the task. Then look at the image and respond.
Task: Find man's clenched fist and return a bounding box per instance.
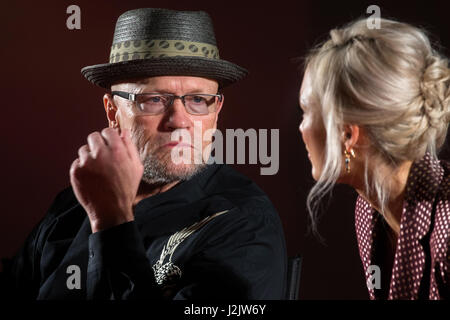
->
[69,128,144,233]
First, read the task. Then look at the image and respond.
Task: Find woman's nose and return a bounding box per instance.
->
[299,121,304,134]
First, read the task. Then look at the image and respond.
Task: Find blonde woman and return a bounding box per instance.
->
[298,18,449,299]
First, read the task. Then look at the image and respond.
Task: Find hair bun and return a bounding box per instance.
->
[420,55,450,127]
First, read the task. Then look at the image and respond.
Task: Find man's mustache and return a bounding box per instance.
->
[129,128,199,153]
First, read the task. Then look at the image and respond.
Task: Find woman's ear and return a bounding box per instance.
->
[342,124,360,151]
[103,93,120,129]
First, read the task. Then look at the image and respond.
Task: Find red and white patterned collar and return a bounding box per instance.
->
[355,153,446,299]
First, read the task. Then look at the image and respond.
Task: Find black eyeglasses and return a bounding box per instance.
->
[111,91,223,115]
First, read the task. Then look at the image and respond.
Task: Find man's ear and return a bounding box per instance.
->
[215,93,224,116]
[103,93,120,129]
[342,124,360,152]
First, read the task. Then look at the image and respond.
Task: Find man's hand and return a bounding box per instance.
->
[70,128,144,233]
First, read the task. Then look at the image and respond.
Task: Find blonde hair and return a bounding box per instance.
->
[304,18,450,234]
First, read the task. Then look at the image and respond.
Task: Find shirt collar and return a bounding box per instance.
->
[133,164,222,219]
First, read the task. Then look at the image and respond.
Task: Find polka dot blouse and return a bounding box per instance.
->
[355,153,449,299]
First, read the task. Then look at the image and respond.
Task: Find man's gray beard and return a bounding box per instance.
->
[131,126,208,185]
[141,153,208,185]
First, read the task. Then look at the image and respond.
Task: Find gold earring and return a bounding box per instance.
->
[344,148,356,173]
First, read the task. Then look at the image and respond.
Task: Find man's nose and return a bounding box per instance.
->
[164,98,192,130]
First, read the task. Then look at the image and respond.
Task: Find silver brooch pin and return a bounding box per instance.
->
[152,210,229,286]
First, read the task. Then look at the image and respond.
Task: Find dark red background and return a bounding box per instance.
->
[1,0,448,299]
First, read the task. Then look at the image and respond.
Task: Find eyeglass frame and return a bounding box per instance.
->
[111,90,223,115]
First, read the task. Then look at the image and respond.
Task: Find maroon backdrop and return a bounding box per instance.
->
[1,0,448,299]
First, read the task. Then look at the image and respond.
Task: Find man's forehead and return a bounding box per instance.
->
[111,76,219,93]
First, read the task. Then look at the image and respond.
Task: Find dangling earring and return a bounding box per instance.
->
[344,148,356,173]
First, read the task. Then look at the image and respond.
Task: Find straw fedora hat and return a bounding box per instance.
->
[81,8,248,88]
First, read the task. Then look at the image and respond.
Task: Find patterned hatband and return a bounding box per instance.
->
[109,39,220,63]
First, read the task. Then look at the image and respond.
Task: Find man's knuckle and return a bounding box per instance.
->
[89,150,99,160]
[102,127,115,136]
[70,160,78,172]
[70,163,82,177]
[87,131,99,140]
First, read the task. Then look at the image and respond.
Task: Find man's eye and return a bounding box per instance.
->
[139,96,163,104]
[150,96,162,103]
[192,96,206,103]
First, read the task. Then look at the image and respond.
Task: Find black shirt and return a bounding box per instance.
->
[3,164,287,300]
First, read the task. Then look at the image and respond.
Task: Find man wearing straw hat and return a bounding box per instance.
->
[2,8,287,299]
